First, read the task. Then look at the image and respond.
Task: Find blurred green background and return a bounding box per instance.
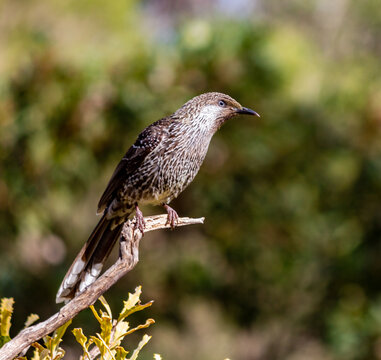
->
[1,0,381,359]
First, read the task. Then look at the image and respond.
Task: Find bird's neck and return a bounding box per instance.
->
[195,106,226,134]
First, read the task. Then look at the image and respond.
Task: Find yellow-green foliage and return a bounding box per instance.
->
[0,287,159,360]
[0,298,14,347]
[73,286,155,360]
[0,297,39,348]
[29,321,72,360]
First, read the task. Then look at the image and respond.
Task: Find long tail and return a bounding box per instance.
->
[56,213,128,303]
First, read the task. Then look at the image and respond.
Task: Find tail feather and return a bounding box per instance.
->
[77,223,123,293]
[56,213,127,303]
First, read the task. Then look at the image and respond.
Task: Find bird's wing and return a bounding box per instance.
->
[97,117,172,213]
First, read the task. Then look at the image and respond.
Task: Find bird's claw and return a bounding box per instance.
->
[134,205,146,235]
[163,204,179,229]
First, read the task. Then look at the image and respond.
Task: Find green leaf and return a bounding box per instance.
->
[40,349,50,359]
[72,328,88,348]
[127,334,151,360]
[99,312,113,344]
[112,321,130,347]
[118,287,142,322]
[115,319,155,342]
[99,296,113,318]
[31,342,50,360]
[115,346,128,360]
[52,348,66,360]
[96,333,116,360]
[0,335,11,347]
[118,301,154,323]
[31,348,40,360]
[24,314,40,328]
[52,320,72,349]
[42,335,52,349]
[31,342,45,352]
[90,299,114,344]
[73,328,91,359]
[0,298,14,337]
[83,292,155,359]
[90,305,103,324]
[91,335,107,358]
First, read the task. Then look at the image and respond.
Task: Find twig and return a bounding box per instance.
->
[0,214,204,360]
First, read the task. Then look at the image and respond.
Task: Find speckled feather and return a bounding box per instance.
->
[56,92,257,303]
[99,93,241,225]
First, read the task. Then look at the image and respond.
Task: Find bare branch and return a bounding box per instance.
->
[0,215,204,360]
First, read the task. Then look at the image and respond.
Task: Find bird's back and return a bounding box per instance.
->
[122,118,214,206]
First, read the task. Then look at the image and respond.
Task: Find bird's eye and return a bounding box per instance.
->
[218,100,226,107]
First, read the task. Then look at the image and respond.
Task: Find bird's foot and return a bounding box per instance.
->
[163,204,179,229]
[134,205,146,235]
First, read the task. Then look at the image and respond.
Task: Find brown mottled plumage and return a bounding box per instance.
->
[56,92,259,303]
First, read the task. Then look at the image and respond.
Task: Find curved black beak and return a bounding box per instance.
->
[236,107,260,117]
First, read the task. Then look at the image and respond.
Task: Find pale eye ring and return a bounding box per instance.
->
[218,100,226,107]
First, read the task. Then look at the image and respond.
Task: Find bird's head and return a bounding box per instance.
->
[173,92,259,133]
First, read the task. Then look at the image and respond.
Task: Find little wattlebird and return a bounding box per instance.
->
[56,92,259,303]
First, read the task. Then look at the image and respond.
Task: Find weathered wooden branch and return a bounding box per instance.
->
[0,214,204,360]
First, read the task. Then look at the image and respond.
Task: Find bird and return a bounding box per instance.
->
[56,92,259,303]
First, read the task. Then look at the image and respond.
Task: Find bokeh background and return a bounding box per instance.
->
[1,0,381,359]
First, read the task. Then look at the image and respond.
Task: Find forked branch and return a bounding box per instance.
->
[0,214,204,360]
